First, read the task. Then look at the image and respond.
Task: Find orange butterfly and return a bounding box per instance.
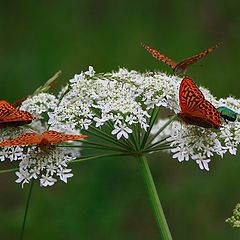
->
[0,130,87,150]
[141,42,223,74]
[0,100,34,129]
[177,77,221,129]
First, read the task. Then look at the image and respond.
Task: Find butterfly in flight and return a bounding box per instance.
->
[177,77,221,129]
[0,100,34,129]
[141,42,223,75]
[0,130,87,150]
[217,106,237,123]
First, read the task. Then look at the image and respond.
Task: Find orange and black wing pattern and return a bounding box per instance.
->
[178,77,221,129]
[0,100,34,128]
[174,42,223,74]
[141,43,177,69]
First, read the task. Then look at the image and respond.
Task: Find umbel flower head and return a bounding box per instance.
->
[1,66,240,187]
[226,203,240,228]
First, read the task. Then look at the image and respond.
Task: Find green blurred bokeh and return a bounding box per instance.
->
[0,1,240,239]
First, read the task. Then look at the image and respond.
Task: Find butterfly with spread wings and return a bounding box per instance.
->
[142,42,222,75]
[0,130,87,150]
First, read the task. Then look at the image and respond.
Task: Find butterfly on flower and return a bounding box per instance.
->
[217,106,237,123]
[177,77,221,129]
[0,100,34,129]
[0,130,87,150]
[141,42,223,75]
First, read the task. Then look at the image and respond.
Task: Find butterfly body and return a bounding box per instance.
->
[0,100,34,128]
[142,42,222,74]
[178,77,221,129]
[0,130,87,150]
[217,106,237,122]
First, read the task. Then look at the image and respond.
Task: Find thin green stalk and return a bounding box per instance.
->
[0,168,18,174]
[144,136,169,151]
[86,127,131,150]
[147,115,177,145]
[132,124,141,151]
[140,108,160,149]
[20,179,34,240]
[60,140,128,152]
[142,146,174,154]
[137,154,172,240]
[69,152,132,164]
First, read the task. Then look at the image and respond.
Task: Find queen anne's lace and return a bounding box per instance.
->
[1,67,239,187]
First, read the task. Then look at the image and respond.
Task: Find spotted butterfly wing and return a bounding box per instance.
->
[42,130,87,144]
[178,77,221,129]
[141,43,177,69]
[142,42,222,75]
[0,131,87,147]
[0,100,34,128]
[0,133,41,146]
[174,42,223,74]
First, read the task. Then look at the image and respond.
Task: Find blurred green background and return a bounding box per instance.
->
[0,1,240,239]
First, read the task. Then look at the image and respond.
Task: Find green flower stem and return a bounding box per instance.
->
[144,137,170,151]
[0,168,18,174]
[142,146,174,154]
[87,126,132,150]
[147,115,177,145]
[21,179,34,240]
[140,108,160,149]
[80,140,129,152]
[69,152,131,164]
[137,154,172,240]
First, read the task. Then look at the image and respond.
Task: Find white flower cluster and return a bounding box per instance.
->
[153,104,240,171]
[0,93,79,187]
[48,67,181,137]
[1,67,239,187]
[16,147,73,188]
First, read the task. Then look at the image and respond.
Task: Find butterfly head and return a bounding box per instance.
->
[38,137,53,151]
[173,65,186,75]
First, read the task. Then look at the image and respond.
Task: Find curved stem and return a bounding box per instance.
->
[137,154,172,240]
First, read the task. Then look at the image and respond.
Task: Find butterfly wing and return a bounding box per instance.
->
[0,133,42,147]
[179,77,205,112]
[42,130,87,144]
[0,100,34,123]
[141,43,177,69]
[175,42,223,74]
[178,77,221,129]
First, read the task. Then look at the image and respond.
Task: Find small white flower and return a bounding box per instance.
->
[111,124,133,139]
[85,66,95,76]
[15,169,31,188]
[57,168,73,183]
[40,174,57,187]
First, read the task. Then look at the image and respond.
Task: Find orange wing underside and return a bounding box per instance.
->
[178,77,221,129]
[142,42,222,74]
[0,100,34,128]
[141,43,177,69]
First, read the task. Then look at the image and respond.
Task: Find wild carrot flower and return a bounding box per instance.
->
[1,66,240,187]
